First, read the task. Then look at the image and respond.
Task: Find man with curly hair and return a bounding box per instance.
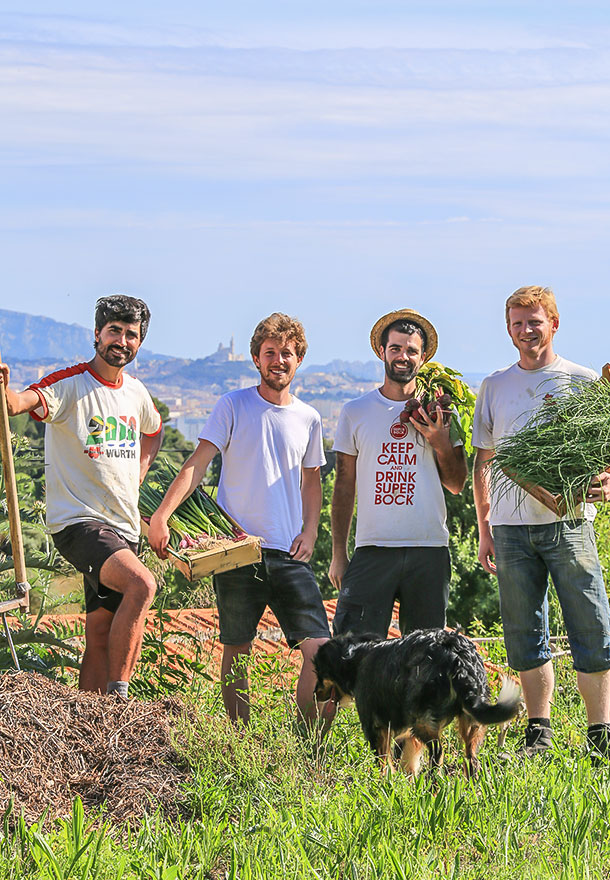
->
[0,295,163,698]
[149,313,331,726]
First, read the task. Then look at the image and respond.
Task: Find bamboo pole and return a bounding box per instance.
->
[0,349,30,613]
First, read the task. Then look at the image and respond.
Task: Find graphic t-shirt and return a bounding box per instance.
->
[29,364,162,541]
[199,386,325,552]
[472,355,597,526]
[333,389,462,548]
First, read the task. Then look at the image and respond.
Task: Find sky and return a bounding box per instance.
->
[1,1,609,372]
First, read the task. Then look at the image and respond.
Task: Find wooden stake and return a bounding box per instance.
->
[0,349,30,613]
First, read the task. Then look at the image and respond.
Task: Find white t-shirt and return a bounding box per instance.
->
[199,386,326,552]
[472,355,598,526]
[333,389,461,548]
[29,363,162,541]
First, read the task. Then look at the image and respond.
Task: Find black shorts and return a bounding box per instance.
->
[333,545,451,638]
[52,520,138,614]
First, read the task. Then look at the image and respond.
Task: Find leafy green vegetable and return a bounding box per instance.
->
[490,376,610,517]
[139,459,243,552]
[415,361,477,452]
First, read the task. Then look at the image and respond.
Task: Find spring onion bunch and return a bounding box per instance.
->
[139,460,246,551]
[490,376,610,516]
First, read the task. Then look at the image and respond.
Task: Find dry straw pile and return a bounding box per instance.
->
[0,672,194,822]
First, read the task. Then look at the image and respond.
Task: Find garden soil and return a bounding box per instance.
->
[0,671,194,822]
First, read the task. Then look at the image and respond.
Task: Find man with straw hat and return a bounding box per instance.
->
[329,308,467,638]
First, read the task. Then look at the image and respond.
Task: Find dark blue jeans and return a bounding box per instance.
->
[213,549,330,647]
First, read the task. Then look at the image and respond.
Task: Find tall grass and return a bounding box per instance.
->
[1,650,609,879]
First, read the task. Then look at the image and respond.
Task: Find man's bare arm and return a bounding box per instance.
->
[139,425,165,484]
[328,452,357,590]
[410,405,467,494]
[0,363,40,416]
[289,466,322,562]
[148,438,219,559]
[473,446,496,574]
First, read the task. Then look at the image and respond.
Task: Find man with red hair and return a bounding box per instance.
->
[473,285,610,762]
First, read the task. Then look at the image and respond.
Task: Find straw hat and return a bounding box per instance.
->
[370,308,438,362]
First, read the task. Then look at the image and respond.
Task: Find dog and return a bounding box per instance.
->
[314,629,521,777]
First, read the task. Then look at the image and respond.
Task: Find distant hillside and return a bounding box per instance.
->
[0,308,487,392]
[165,358,258,388]
[0,308,166,362]
[302,359,383,381]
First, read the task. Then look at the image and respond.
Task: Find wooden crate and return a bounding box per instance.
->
[141,518,262,582]
[169,533,262,581]
[507,363,610,516]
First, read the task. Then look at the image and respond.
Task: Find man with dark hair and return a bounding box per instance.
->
[473,285,610,761]
[0,295,163,698]
[148,313,332,727]
[329,308,467,638]
[94,295,151,343]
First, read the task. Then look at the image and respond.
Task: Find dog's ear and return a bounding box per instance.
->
[342,632,383,654]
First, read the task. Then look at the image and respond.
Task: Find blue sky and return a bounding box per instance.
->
[1,2,609,372]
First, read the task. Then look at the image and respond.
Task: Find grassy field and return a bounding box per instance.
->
[0,647,609,880]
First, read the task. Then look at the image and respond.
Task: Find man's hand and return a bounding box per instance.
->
[478,523,497,575]
[586,471,610,503]
[0,362,9,388]
[0,361,39,416]
[409,404,453,451]
[148,512,171,560]
[289,530,316,562]
[328,552,349,591]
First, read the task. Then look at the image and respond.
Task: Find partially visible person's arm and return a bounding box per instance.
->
[148,438,219,558]
[328,452,357,590]
[0,362,40,415]
[473,446,496,574]
[139,425,165,484]
[290,466,322,562]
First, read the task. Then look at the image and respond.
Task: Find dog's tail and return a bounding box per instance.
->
[457,676,522,726]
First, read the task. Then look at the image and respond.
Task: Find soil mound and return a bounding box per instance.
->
[0,671,194,822]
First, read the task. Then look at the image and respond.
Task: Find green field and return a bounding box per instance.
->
[0,645,609,880]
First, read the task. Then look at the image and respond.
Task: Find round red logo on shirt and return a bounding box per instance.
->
[390,422,408,439]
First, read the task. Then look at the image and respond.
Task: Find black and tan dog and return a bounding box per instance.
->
[314,629,520,776]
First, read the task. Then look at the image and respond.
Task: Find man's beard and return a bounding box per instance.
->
[96,342,136,367]
[384,358,417,384]
[259,366,292,390]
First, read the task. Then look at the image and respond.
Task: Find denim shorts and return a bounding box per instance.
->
[493,520,610,673]
[213,549,331,647]
[332,545,450,638]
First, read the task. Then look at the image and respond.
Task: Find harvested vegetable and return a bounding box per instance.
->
[489,376,610,517]
[139,459,246,553]
[396,362,477,449]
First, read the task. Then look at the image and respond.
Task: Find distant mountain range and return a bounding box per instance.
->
[0,308,485,390]
[0,308,166,362]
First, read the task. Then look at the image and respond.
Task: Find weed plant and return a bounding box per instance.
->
[1,643,610,880]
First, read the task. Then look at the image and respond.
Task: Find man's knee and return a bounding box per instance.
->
[85,609,113,651]
[222,642,252,665]
[112,567,156,609]
[299,637,328,662]
[99,549,156,607]
[129,569,156,608]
